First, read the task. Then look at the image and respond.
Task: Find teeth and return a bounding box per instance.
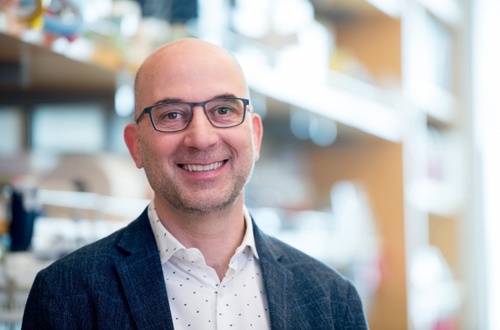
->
[183,161,224,172]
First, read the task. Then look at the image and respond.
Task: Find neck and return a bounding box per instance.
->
[154,196,247,280]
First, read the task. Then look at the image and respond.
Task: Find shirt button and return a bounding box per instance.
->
[186,250,199,262]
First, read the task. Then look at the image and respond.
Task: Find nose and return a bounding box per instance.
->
[182,106,218,149]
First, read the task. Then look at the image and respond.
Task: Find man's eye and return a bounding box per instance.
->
[215,107,233,115]
[158,109,186,121]
[165,112,180,120]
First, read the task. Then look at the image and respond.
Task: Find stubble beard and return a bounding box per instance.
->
[143,156,255,216]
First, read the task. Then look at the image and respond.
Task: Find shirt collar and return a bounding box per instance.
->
[148,201,259,265]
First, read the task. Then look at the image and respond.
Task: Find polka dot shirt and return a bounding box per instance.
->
[148,203,271,329]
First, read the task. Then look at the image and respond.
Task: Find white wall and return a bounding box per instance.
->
[472,0,500,329]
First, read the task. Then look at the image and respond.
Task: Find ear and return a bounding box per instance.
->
[251,113,263,161]
[124,123,144,168]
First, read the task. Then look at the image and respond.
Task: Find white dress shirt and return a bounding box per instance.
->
[148,202,270,329]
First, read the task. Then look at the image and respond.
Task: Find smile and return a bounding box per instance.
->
[181,161,225,172]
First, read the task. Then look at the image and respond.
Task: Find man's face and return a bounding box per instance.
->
[125,42,263,215]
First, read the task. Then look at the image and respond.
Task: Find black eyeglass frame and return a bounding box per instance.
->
[135,97,250,133]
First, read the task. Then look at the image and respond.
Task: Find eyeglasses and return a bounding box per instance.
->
[135,97,250,133]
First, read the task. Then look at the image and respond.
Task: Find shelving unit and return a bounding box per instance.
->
[239,61,402,142]
[0,32,118,154]
[0,32,116,105]
[402,0,468,329]
[305,3,407,329]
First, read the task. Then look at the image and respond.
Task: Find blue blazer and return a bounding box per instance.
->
[22,209,368,329]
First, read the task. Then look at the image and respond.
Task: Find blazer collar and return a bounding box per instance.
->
[116,209,175,330]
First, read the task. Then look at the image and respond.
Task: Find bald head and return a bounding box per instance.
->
[134,38,249,119]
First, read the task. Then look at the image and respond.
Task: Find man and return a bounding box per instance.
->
[22,38,368,329]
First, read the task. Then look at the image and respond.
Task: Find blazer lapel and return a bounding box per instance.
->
[253,221,307,329]
[115,210,175,329]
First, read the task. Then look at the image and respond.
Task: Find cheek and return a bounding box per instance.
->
[139,135,179,170]
[140,139,163,164]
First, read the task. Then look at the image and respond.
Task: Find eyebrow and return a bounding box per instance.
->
[153,93,239,106]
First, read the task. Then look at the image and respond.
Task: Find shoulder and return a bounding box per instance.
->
[260,231,349,280]
[253,219,362,298]
[253,220,341,273]
[34,225,126,289]
[254,225,368,328]
[34,210,152,289]
[255,223,355,290]
[23,229,139,328]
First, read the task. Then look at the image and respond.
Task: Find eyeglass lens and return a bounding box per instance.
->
[150,98,246,132]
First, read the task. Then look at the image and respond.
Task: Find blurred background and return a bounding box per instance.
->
[0,0,498,329]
